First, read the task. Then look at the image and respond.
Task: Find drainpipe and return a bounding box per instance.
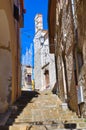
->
[61,56,67,101]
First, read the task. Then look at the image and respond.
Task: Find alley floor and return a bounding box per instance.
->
[0,90,86,130]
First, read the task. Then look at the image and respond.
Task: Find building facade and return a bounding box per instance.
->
[34,14,56,91]
[21,65,32,90]
[0,0,25,113]
[48,0,86,117]
[75,0,86,117]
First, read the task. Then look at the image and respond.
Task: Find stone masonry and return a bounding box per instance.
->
[4,90,86,130]
[76,0,86,117]
[56,0,78,113]
[34,14,56,91]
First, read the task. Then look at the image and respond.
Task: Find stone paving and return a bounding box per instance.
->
[9,90,86,130]
[3,90,86,129]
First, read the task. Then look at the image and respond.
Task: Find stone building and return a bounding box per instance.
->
[34,14,43,90]
[75,0,86,117]
[34,14,56,91]
[21,65,32,90]
[48,0,86,117]
[41,31,56,91]
[0,0,25,113]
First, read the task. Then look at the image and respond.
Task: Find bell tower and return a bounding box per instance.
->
[34,14,43,33]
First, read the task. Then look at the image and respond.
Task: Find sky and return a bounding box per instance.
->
[21,0,49,67]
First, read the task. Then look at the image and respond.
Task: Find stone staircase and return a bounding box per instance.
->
[1,90,86,130]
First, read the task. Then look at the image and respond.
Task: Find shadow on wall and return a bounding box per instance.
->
[52,81,58,95]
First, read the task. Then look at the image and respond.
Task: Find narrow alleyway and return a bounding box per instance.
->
[1,90,86,130]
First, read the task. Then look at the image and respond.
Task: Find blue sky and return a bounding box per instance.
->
[20,0,48,66]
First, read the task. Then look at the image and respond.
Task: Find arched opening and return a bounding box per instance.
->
[44,69,50,89]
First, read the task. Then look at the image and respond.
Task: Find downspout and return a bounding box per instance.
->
[61,56,67,101]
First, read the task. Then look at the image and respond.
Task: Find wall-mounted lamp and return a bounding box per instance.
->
[63,33,67,42]
[39,36,44,46]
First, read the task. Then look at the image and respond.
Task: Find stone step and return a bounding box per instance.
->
[15,111,78,122]
[0,126,86,130]
[8,122,86,129]
[5,91,86,129]
[14,119,86,128]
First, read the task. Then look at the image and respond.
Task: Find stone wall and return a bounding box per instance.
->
[0,8,12,113]
[49,54,56,89]
[57,55,65,101]
[76,0,86,117]
[41,37,56,90]
[0,49,12,113]
[56,0,78,112]
[34,44,42,90]
[0,0,21,113]
[34,21,56,91]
